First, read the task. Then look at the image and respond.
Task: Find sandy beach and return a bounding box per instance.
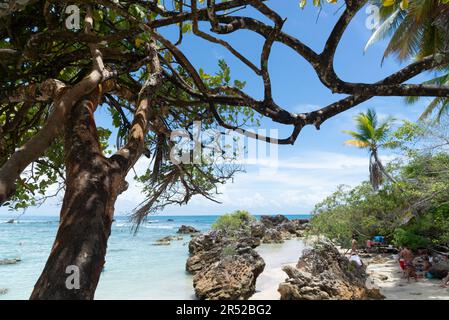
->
[365,255,449,300]
[251,239,449,300]
[250,239,309,300]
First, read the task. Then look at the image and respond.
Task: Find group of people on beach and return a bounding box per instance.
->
[349,234,449,288]
[398,247,449,287]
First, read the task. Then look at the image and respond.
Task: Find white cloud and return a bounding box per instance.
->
[138,150,395,215]
[0,150,396,217]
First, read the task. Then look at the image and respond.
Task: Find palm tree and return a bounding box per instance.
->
[343,108,397,190]
[365,0,449,121]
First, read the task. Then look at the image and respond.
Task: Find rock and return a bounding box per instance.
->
[158,235,183,242]
[260,215,289,228]
[193,251,265,300]
[177,225,200,234]
[258,216,309,240]
[278,241,384,300]
[238,236,261,249]
[0,258,21,265]
[152,241,171,246]
[250,221,266,238]
[291,220,310,236]
[262,228,284,244]
[186,245,224,274]
[291,218,309,225]
[0,288,8,295]
[6,219,14,224]
[277,221,297,234]
[186,231,230,274]
[188,230,227,255]
[153,235,184,245]
[187,227,266,300]
[429,261,449,279]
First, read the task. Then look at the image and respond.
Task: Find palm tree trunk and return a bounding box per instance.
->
[372,150,398,184]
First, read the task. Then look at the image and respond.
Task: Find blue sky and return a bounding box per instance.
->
[0,2,436,217]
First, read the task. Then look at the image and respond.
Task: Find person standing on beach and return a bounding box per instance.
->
[351,235,358,254]
[399,247,418,282]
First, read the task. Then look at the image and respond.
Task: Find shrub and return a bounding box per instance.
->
[392,228,429,250]
[212,210,255,234]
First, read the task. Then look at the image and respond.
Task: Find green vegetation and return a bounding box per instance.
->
[365,0,449,121]
[212,210,255,234]
[310,118,449,250]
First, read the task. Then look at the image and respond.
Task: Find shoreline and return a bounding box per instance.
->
[250,239,309,300]
[251,240,449,300]
[365,254,449,300]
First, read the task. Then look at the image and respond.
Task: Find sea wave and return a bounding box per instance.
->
[1,220,58,225]
[141,225,174,229]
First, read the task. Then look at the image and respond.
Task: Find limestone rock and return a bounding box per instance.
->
[0,258,21,265]
[262,228,284,244]
[260,215,289,228]
[177,225,200,234]
[193,252,265,300]
[278,241,384,300]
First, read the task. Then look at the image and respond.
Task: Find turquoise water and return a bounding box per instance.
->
[0,214,309,300]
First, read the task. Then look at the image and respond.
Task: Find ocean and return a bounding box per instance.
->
[0,214,309,300]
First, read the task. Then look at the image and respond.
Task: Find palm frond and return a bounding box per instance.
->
[364,9,401,53]
[344,139,370,148]
[419,97,445,121]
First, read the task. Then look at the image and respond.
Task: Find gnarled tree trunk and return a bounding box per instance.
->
[30,93,127,300]
[29,41,161,300]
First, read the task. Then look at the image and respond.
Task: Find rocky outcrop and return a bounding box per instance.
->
[278,242,384,300]
[177,225,200,234]
[187,228,265,299]
[262,228,284,244]
[260,214,289,227]
[258,215,309,243]
[186,230,260,274]
[0,258,21,265]
[153,235,184,246]
[250,221,266,238]
[158,235,183,242]
[186,231,228,274]
[186,214,309,300]
[193,249,265,300]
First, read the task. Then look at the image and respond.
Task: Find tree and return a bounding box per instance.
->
[1,0,449,299]
[365,0,449,120]
[343,108,396,190]
[312,117,449,249]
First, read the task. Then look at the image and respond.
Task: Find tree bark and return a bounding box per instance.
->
[30,91,126,300]
[29,41,160,300]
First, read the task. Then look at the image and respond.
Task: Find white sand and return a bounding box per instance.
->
[250,239,449,300]
[365,256,449,300]
[250,239,309,300]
